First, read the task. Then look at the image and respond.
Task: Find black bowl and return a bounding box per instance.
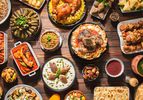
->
[42,55,76,92]
[47,0,87,29]
[68,22,108,61]
[10,8,42,41]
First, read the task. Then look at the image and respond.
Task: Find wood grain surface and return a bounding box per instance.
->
[0,0,143,100]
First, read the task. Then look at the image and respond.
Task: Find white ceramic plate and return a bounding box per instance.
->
[0,0,11,24]
[4,84,43,100]
[117,18,143,54]
[42,56,76,92]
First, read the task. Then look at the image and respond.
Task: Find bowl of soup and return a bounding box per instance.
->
[105,58,124,78]
[40,30,62,53]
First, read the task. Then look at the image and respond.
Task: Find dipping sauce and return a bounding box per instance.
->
[107,60,122,76]
[109,12,119,22]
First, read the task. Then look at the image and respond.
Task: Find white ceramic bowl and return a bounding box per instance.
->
[4,84,42,100]
[40,30,63,53]
[105,58,124,78]
[0,0,11,24]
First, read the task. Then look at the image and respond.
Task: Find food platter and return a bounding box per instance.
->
[118,0,143,13]
[90,0,114,20]
[135,83,143,100]
[94,86,130,100]
[64,90,86,100]
[11,41,40,77]
[4,84,42,100]
[117,18,143,54]
[42,56,76,92]
[10,8,41,40]
[0,31,8,65]
[18,0,46,10]
[0,0,11,24]
[47,0,87,28]
[68,22,108,60]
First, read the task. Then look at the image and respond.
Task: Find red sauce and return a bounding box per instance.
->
[12,43,38,75]
[107,60,122,75]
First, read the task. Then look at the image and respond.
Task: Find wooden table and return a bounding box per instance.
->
[0,0,143,100]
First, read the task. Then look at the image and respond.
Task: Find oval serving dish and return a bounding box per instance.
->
[11,41,40,77]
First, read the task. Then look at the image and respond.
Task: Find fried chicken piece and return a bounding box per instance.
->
[61,66,70,75]
[120,24,128,31]
[49,62,58,73]
[56,3,72,20]
[59,75,67,83]
[48,73,56,80]
[125,31,141,44]
[138,20,143,27]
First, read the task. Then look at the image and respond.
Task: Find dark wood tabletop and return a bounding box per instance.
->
[0,0,143,100]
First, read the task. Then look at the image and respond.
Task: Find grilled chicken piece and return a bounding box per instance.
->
[57,3,72,20]
[49,62,58,73]
[20,48,33,67]
[61,66,70,75]
[63,0,81,14]
[59,75,67,83]
[125,31,141,44]
[48,73,56,80]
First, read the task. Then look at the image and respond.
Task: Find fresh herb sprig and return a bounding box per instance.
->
[16,16,28,28]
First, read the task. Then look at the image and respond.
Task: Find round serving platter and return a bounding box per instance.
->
[68,22,108,61]
[47,0,87,29]
[4,84,43,100]
[0,0,11,25]
[42,55,76,92]
[10,8,42,41]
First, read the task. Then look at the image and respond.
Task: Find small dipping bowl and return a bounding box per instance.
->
[105,58,124,78]
[110,12,120,22]
[1,67,17,84]
[40,30,62,53]
[82,65,99,81]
